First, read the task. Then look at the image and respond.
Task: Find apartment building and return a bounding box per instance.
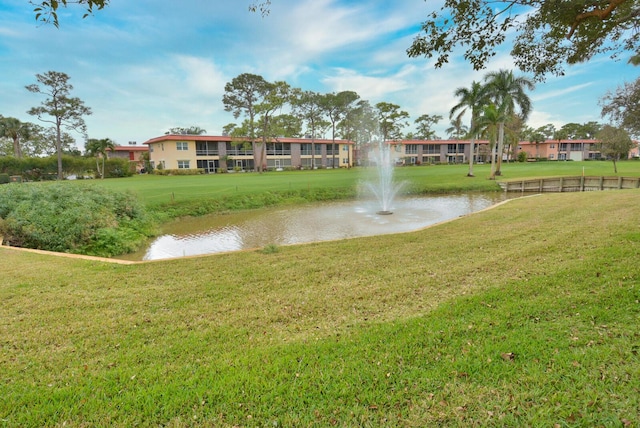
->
[143,135,355,172]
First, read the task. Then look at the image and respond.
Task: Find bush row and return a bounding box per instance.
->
[153,168,205,176]
[0,155,135,180]
[0,183,156,257]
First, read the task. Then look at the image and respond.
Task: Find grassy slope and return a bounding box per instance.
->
[1,189,639,426]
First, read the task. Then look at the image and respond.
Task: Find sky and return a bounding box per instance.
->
[0,0,637,150]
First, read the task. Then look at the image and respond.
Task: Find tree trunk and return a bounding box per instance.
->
[467,138,475,177]
[495,122,505,176]
[12,136,23,158]
[489,142,497,180]
[56,122,63,180]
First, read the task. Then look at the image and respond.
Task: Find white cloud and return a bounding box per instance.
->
[1,0,636,146]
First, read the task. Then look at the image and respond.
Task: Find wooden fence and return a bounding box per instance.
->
[499,176,640,193]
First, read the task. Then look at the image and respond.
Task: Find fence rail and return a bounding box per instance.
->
[499,176,640,193]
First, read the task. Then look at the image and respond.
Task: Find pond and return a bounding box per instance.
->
[119,193,511,261]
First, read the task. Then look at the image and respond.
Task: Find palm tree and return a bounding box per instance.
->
[445,116,468,163]
[450,81,488,177]
[472,104,507,180]
[0,116,30,158]
[85,138,116,179]
[445,116,468,140]
[483,70,534,176]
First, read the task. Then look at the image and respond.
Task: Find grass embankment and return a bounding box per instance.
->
[1,189,639,426]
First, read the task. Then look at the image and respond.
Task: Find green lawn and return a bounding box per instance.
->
[90,160,640,209]
[1,162,640,426]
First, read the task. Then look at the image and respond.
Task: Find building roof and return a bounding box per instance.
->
[110,145,148,152]
[399,139,490,144]
[143,134,355,145]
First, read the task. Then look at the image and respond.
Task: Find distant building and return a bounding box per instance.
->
[386,138,639,164]
[108,144,148,172]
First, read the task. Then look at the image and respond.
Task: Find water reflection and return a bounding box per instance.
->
[133,194,508,261]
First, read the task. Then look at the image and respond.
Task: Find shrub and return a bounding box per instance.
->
[0,174,9,184]
[0,183,155,256]
[517,151,528,162]
[153,168,204,176]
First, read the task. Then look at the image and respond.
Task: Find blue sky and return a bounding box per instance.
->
[0,0,637,148]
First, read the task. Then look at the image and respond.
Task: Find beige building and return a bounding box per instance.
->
[143,135,355,172]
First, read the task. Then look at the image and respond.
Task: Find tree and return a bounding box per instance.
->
[269,114,302,138]
[223,73,270,172]
[503,113,526,162]
[581,121,603,139]
[338,99,377,149]
[445,116,468,140]
[483,69,534,176]
[0,116,31,158]
[85,137,115,179]
[166,126,207,135]
[31,0,109,27]
[292,89,328,169]
[321,91,360,168]
[375,102,409,142]
[596,125,634,173]
[412,114,443,140]
[525,126,547,159]
[26,71,92,180]
[254,80,291,172]
[600,78,640,137]
[472,103,507,180]
[407,0,640,79]
[450,80,488,177]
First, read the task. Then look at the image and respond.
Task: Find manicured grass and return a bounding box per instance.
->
[1,189,639,426]
[88,160,640,210]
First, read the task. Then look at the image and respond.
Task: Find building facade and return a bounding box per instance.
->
[384,138,639,164]
[143,135,355,172]
[108,144,148,172]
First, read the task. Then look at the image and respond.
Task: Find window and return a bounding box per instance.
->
[301,143,312,155]
[177,141,188,151]
[423,144,440,154]
[550,144,555,149]
[177,160,190,169]
[149,146,154,152]
[196,141,219,156]
[406,144,418,154]
[570,143,583,151]
[226,142,252,156]
[266,143,291,155]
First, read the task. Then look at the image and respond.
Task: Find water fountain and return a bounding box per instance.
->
[365,138,405,215]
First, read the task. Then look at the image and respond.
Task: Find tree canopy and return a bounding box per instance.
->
[407,0,640,79]
[596,124,634,172]
[30,0,109,27]
[600,78,640,137]
[26,70,92,179]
